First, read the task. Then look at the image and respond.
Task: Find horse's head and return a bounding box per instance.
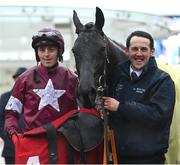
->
[72,7,127,108]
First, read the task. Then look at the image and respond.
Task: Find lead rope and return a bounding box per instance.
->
[96,82,110,164]
[95,48,110,164]
[96,44,118,164]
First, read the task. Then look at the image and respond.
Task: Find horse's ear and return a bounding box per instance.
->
[73,10,83,34]
[95,7,105,31]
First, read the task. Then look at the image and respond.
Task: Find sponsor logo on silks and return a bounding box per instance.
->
[26,156,40,165]
[133,87,146,94]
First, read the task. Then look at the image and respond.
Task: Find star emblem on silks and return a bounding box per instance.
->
[33,79,66,111]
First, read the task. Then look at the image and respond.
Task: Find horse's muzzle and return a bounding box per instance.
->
[76,86,96,108]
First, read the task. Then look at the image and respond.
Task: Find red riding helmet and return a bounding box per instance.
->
[32,27,64,62]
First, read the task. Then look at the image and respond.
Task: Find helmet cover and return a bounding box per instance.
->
[32,27,64,62]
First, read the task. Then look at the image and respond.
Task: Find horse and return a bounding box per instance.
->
[71,7,128,163]
[72,7,128,108]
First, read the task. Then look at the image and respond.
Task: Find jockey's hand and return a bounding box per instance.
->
[103,96,119,112]
[12,133,19,144]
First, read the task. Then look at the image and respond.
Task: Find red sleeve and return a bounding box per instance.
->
[5,110,19,136]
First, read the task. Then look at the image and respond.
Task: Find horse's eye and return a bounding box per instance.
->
[100,46,106,52]
[71,48,75,54]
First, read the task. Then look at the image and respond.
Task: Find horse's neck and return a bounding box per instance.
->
[104,37,128,85]
[106,37,128,66]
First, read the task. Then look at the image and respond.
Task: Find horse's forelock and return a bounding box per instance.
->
[82,22,104,37]
[84,22,94,29]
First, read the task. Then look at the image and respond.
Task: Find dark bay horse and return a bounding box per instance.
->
[72,7,128,108]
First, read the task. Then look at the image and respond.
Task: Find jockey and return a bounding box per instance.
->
[4,27,78,139]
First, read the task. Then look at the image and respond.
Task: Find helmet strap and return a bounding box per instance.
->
[35,49,40,62]
[59,55,63,63]
[58,48,63,62]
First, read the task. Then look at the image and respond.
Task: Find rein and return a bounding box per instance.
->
[96,41,118,164]
[94,37,111,164]
[95,35,109,110]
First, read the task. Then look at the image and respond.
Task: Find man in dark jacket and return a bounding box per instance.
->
[0,67,27,164]
[103,31,175,164]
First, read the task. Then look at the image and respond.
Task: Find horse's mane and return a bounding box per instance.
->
[111,39,126,51]
[106,37,128,66]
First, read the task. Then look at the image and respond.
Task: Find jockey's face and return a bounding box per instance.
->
[37,45,58,68]
[126,36,154,71]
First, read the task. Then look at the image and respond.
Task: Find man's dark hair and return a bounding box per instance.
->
[126,31,154,49]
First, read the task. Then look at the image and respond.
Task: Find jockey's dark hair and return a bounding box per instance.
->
[126,31,154,49]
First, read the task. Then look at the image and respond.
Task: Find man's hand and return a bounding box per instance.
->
[103,96,120,112]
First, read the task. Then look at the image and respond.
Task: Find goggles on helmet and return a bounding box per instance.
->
[32,31,59,40]
[34,40,58,48]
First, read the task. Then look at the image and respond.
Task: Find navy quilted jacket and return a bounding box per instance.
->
[109,57,175,157]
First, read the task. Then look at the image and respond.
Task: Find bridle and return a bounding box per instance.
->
[94,35,111,163]
[95,35,110,105]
